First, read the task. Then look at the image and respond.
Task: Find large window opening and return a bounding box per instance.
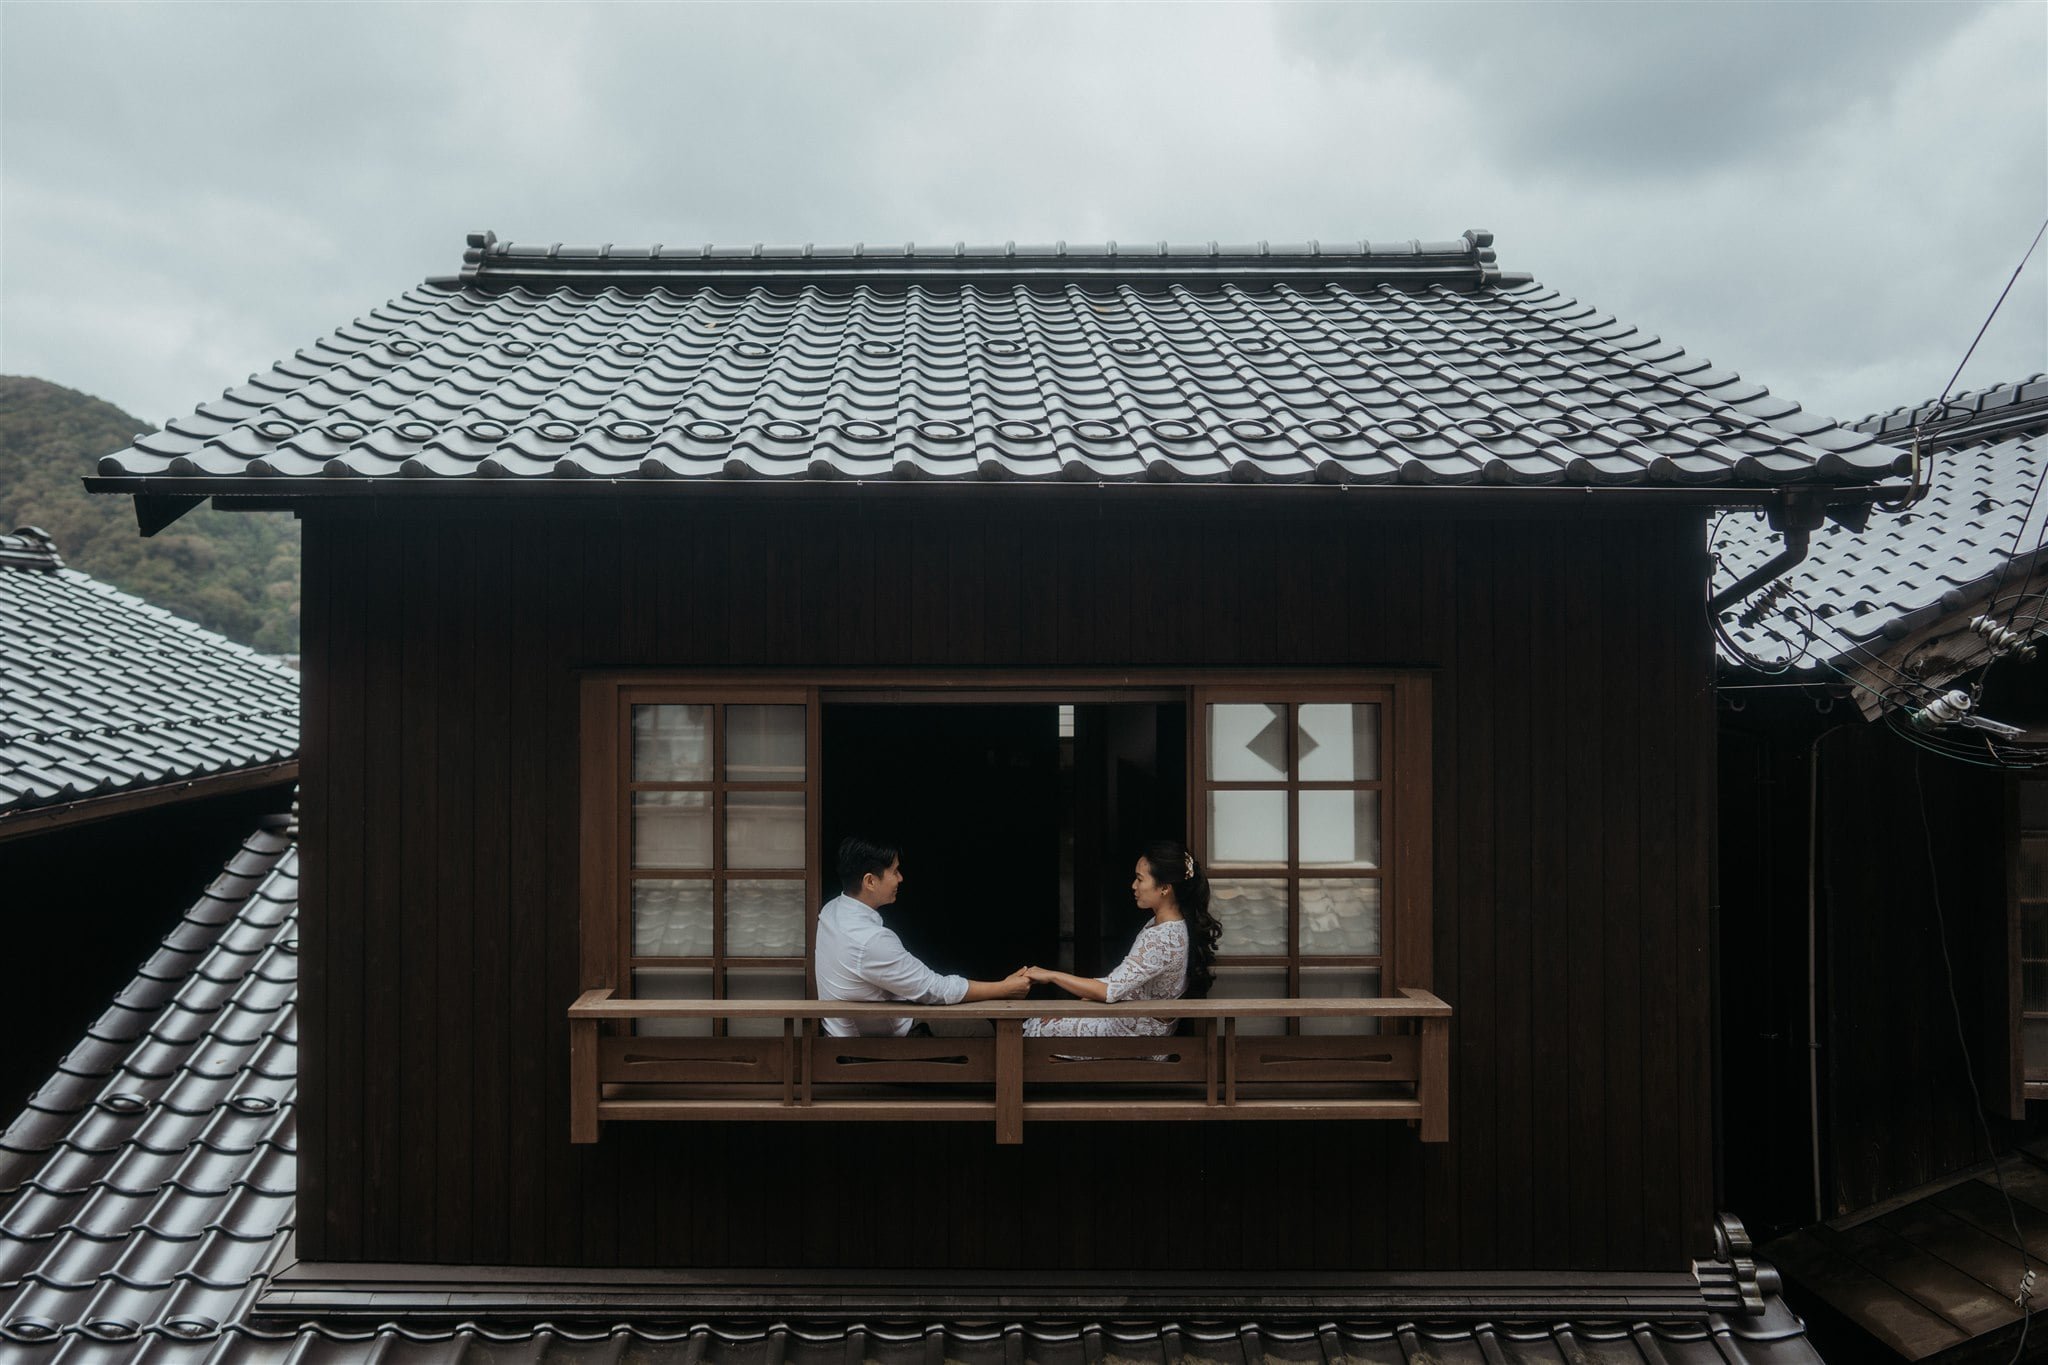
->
[573,671,1444,1144]
[820,701,1187,999]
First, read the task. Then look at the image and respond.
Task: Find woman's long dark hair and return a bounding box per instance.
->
[1141,839,1220,997]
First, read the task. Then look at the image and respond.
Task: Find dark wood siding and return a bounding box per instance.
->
[1718,699,2048,1239]
[299,502,1716,1271]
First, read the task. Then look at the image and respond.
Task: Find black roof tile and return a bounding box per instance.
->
[1856,374,2048,451]
[0,531,297,825]
[1716,432,2048,672]
[85,232,1897,503]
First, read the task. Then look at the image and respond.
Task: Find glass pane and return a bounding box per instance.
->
[1300,789,1380,869]
[1299,967,1382,1035]
[2026,902,2048,961]
[2022,837,2048,901]
[1298,703,1380,781]
[1208,967,1289,1035]
[632,880,713,957]
[1300,878,1381,955]
[726,705,806,781]
[728,879,806,956]
[633,791,711,868]
[632,704,711,782]
[726,969,807,1037]
[2028,1019,2048,1083]
[633,967,712,1037]
[1209,703,1290,780]
[2028,964,2048,1014]
[1210,878,1288,956]
[728,791,805,869]
[1209,789,1288,867]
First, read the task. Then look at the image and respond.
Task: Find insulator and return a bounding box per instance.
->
[1971,614,2032,656]
[1908,689,1973,731]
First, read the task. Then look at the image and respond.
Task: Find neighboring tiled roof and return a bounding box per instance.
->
[1856,374,2048,451]
[0,528,299,822]
[0,823,297,1352]
[1713,434,2048,670]
[0,827,1823,1365]
[87,230,1896,497]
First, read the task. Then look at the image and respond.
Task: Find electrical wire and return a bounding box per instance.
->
[1911,754,2035,1364]
[1907,214,2048,513]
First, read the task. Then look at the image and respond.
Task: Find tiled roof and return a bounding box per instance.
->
[86,230,1897,497]
[1713,434,2048,670]
[0,528,299,823]
[1855,374,2048,451]
[0,827,1824,1365]
[0,822,297,1352]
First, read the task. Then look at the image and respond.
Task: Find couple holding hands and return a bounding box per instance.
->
[814,836,1223,1040]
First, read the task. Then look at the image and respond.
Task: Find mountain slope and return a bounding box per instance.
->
[0,376,299,652]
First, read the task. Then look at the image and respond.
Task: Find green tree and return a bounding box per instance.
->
[0,376,300,652]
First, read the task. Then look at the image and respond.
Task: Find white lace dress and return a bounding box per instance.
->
[1024,918,1189,1038]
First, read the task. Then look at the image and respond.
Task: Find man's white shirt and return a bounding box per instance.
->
[813,893,968,1037]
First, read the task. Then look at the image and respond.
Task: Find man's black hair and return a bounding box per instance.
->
[837,835,901,895]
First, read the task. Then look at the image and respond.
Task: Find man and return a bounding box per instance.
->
[815,836,1029,1037]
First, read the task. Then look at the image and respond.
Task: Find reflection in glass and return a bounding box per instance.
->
[728,880,806,956]
[727,705,806,781]
[1300,789,1380,868]
[632,880,713,957]
[1208,967,1289,1035]
[1209,703,1289,781]
[1299,879,1381,955]
[726,969,807,1036]
[1298,703,1380,781]
[2029,1019,2048,1082]
[728,791,805,868]
[633,967,712,1037]
[1299,967,1382,1035]
[1209,789,1287,867]
[1210,878,1288,956]
[632,705,711,782]
[633,791,712,868]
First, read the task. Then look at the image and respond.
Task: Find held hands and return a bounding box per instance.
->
[1022,965,1058,984]
[996,968,1034,999]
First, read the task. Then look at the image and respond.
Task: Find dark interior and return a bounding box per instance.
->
[820,701,1186,985]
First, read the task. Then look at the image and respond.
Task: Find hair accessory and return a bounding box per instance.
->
[1183,852,1195,880]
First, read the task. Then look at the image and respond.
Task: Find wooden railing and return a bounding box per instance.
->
[568,990,1451,1145]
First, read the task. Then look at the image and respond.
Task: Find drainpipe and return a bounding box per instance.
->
[1709,491,1831,616]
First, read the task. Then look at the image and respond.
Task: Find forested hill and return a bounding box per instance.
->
[0,376,300,653]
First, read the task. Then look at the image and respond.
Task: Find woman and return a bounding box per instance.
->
[1022,839,1221,1039]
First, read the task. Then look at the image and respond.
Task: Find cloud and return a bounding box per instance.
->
[0,1,2041,430]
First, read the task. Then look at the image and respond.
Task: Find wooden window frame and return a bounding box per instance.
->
[580,670,1434,1013]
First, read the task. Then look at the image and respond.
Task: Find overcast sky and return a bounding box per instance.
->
[2,2,2043,430]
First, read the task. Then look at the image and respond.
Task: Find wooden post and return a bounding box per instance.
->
[995,1019,1023,1145]
[570,1014,599,1144]
[1419,1014,1449,1143]
[782,1017,796,1106]
[1223,1016,1237,1107]
[1203,1019,1219,1107]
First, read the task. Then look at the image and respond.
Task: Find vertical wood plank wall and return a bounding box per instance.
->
[299,503,1716,1271]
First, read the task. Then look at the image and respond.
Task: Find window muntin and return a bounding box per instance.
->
[620,692,818,1037]
[1195,689,1390,1030]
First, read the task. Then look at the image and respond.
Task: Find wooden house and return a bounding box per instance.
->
[1714,377,2048,1362]
[8,228,1923,1356]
